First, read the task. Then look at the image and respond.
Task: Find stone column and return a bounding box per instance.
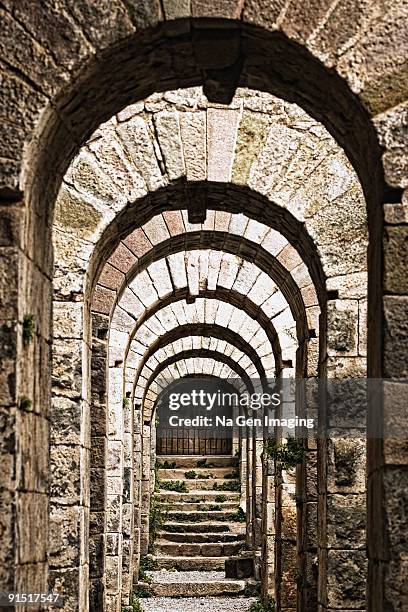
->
[105,365,125,612]
[318,295,367,611]
[132,406,142,582]
[0,210,50,606]
[50,301,91,612]
[139,423,152,555]
[89,313,109,612]
[367,196,408,611]
[120,393,134,608]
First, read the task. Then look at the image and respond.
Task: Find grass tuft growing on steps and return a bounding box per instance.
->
[213,481,240,492]
[160,480,188,492]
[250,595,276,611]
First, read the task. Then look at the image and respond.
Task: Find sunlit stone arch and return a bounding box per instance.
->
[3,3,405,610]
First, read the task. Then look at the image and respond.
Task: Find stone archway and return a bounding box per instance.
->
[0,5,407,612]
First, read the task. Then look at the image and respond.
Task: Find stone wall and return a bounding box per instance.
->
[0,3,407,611]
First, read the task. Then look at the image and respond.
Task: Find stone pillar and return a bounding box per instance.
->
[0,201,51,607]
[132,407,142,582]
[296,379,318,612]
[120,392,134,608]
[246,426,254,550]
[367,196,408,611]
[261,454,276,599]
[318,294,367,611]
[139,423,152,555]
[89,313,109,612]
[50,301,91,612]
[252,433,264,548]
[275,385,298,612]
[105,364,125,612]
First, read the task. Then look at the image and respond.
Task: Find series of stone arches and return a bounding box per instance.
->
[0,3,407,612]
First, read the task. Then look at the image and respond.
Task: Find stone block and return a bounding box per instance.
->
[116,116,164,192]
[383,296,408,378]
[17,492,47,564]
[154,111,185,180]
[106,494,122,532]
[0,247,18,319]
[49,503,81,568]
[50,396,81,446]
[108,243,137,275]
[384,226,408,294]
[327,493,366,550]
[92,285,116,315]
[384,201,408,224]
[382,466,408,555]
[49,567,81,612]
[90,468,106,510]
[207,107,241,182]
[16,411,48,492]
[383,381,408,465]
[106,533,122,557]
[89,533,104,579]
[123,227,152,258]
[327,550,367,609]
[225,555,254,578]
[99,263,125,292]
[327,300,358,356]
[327,437,365,494]
[180,111,207,181]
[50,444,81,505]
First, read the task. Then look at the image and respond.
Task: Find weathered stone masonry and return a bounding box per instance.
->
[0,2,407,612]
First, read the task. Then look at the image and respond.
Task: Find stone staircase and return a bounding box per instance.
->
[139,455,257,610]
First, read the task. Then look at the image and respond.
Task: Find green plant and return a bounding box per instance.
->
[244,583,261,596]
[224,470,239,479]
[130,594,142,612]
[185,470,197,479]
[139,556,158,573]
[161,460,176,469]
[209,504,221,511]
[138,555,157,582]
[215,494,227,503]
[133,585,151,598]
[266,436,305,470]
[123,397,130,408]
[213,481,240,492]
[148,498,167,554]
[160,480,187,493]
[19,396,32,410]
[250,596,276,612]
[154,461,161,493]
[23,314,36,344]
[227,507,246,522]
[196,458,207,467]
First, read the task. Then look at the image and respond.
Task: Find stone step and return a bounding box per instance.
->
[140,596,257,612]
[152,556,227,571]
[166,510,244,522]
[162,521,233,533]
[155,491,240,504]
[159,478,240,492]
[157,455,239,469]
[158,467,239,480]
[158,531,244,543]
[151,579,246,597]
[168,501,238,511]
[155,541,243,557]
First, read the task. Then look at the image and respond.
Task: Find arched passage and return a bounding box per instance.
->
[1,6,406,612]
